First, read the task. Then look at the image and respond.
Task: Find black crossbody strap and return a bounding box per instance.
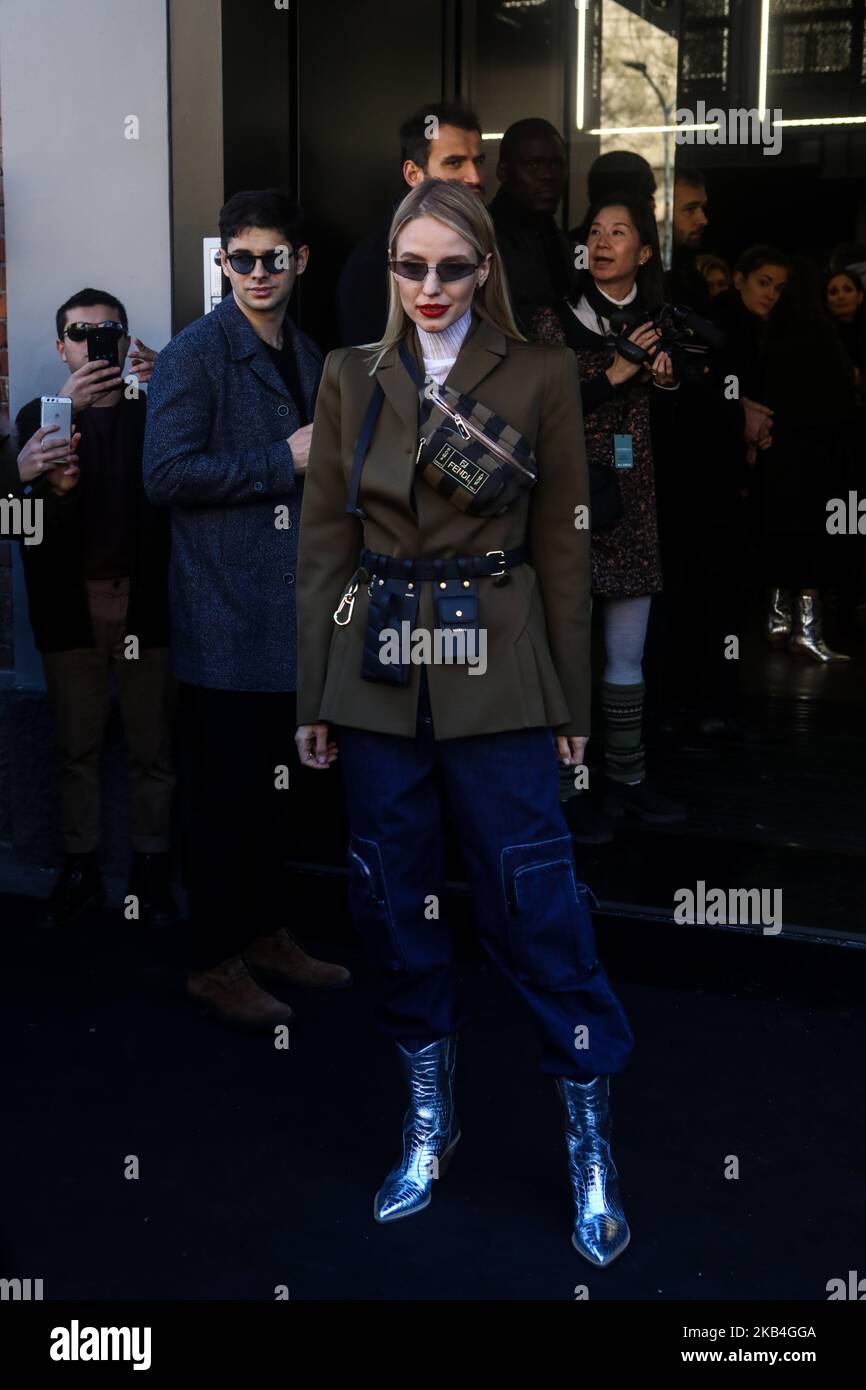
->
[398,340,424,389]
[346,380,384,517]
[346,342,423,517]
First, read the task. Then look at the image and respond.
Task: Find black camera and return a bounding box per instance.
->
[608,303,726,383]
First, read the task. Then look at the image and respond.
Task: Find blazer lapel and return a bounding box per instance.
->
[297,344,320,424]
[366,337,423,511]
[444,314,507,399]
[367,317,509,513]
[283,317,322,422]
[375,337,422,436]
[374,316,507,426]
[219,293,296,405]
[248,340,292,401]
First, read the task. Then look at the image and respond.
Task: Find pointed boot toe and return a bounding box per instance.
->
[557,1075,631,1267]
[373,1036,460,1225]
[374,1128,460,1223]
[569,1165,631,1266]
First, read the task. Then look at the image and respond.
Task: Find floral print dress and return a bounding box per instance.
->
[531,304,663,599]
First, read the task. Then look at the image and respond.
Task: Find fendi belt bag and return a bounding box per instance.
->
[345,340,538,522]
[416,379,538,518]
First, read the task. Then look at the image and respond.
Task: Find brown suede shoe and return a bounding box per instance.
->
[187,955,294,1030]
[244,928,352,990]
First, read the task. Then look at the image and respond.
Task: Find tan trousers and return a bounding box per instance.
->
[42,578,176,855]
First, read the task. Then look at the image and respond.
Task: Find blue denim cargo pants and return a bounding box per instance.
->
[337,675,634,1080]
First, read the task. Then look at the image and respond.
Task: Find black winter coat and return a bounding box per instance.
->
[760,317,858,537]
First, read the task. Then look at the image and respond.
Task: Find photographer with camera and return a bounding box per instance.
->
[533,194,687,842]
[1,288,174,928]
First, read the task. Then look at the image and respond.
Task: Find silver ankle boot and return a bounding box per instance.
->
[788,592,851,663]
[765,587,792,646]
[373,1035,460,1224]
[557,1075,630,1266]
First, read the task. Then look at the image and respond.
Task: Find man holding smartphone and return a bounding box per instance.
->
[5,288,175,928]
[144,188,351,1031]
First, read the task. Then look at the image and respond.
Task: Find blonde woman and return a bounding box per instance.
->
[295,180,634,1266]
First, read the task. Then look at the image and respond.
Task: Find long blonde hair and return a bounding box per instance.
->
[365,179,524,372]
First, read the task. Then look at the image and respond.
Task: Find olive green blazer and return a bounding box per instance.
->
[296,313,591,739]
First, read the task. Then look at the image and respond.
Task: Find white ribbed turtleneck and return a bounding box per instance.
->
[416,306,473,385]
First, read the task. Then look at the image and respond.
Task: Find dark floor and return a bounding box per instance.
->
[2,878,864,1303]
[567,604,866,939]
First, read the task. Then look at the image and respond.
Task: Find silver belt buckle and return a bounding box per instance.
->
[485,549,506,579]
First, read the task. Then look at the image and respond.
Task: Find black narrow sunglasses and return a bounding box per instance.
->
[62,320,126,343]
[389,256,481,283]
[225,248,299,275]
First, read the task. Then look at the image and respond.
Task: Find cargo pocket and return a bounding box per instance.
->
[347,835,407,974]
[502,835,598,989]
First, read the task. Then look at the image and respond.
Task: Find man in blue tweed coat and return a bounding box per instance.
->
[144,188,351,1028]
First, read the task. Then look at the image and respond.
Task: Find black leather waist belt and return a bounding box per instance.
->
[359,545,528,582]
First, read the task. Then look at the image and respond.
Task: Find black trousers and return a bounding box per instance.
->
[180,684,298,970]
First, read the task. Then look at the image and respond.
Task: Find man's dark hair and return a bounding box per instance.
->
[219,188,306,250]
[499,118,564,165]
[587,150,656,205]
[56,288,128,341]
[399,102,482,169]
[734,244,789,279]
[675,167,706,191]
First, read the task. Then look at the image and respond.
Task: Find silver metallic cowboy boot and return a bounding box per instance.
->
[788,592,851,663]
[765,587,792,647]
[557,1075,630,1266]
[373,1035,460,1224]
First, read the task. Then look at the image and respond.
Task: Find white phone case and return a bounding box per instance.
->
[40,395,73,444]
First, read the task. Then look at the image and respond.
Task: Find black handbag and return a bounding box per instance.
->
[588,361,638,534]
[588,459,624,533]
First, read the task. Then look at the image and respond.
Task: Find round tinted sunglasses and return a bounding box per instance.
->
[224,248,299,275]
[62,320,126,343]
[389,256,482,283]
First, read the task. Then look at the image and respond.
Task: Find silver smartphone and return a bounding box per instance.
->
[40,396,73,445]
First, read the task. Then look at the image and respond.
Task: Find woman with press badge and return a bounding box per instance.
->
[295,180,633,1266]
[534,193,687,843]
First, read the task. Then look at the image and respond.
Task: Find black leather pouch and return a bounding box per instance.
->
[361,578,421,686]
[432,578,480,637]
